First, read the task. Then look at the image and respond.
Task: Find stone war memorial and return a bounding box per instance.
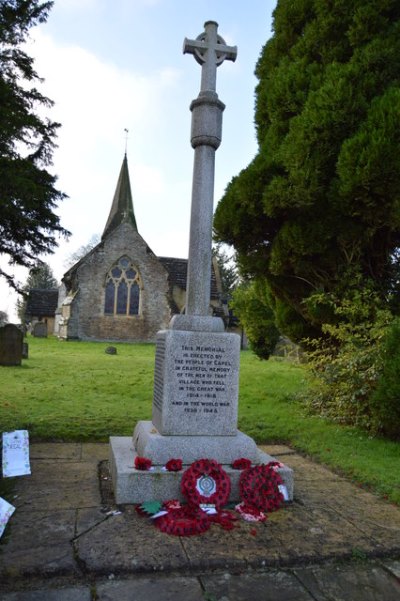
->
[110,21,293,504]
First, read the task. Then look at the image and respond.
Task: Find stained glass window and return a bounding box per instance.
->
[129,282,140,315]
[116,281,128,314]
[104,281,115,314]
[120,257,129,268]
[104,256,141,316]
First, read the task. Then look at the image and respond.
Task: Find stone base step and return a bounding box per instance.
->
[133,421,261,464]
[109,436,294,504]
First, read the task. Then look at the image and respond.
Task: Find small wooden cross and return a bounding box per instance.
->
[183,21,237,93]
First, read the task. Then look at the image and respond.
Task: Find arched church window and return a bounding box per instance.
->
[104,256,141,316]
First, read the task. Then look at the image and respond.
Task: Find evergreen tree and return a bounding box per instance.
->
[214,0,400,342]
[0,0,70,291]
[212,243,238,297]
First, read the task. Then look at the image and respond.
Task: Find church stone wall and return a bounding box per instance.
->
[171,285,186,313]
[62,223,171,342]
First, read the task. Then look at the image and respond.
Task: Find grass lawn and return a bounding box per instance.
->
[1,336,399,504]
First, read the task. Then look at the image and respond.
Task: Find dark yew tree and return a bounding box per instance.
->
[231,280,280,360]
[0,0,69,291]
[214,0,400,343]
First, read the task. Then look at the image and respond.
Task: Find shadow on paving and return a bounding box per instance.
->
[0,442,399,600]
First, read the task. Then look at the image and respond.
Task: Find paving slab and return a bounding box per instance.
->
[18,460,98,484]
[13,484,101,512]
[283,454,342,481]
[294,562,400,601]
[81,443,110,463]
[294,477,375,503]
[200,570,313,601]
[293,480,400,554]
[75,507,111,537]
[96,576,205,601]
[75,505,189,574]
[1,586,91,601]
[0,509,78,578]
[274,504,377,564]
[29,443,82,461]
[180,515,283,570]
[331,499,400,552]
[260,444,297,456]
[12,460,101,511]
[383,559,400,579]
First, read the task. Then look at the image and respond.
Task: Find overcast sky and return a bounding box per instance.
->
[1,0,276,320]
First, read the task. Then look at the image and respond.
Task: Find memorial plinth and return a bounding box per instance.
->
[109,21,293,505]
[152,328,239,436]
[110,435,293,504]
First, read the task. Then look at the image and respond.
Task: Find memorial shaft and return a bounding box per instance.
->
[183,21,237,316]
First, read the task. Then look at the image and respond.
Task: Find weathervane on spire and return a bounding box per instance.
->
[124,128,129,154]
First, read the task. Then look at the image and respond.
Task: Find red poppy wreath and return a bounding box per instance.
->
[154,505,211,536]
[181,458,231,510]
[239,464,284,513]
[165,458,183,472]
[134,456,152,471]
[232,457,252,470]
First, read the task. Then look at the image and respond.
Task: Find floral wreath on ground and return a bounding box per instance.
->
[235,463,285,522]
[153,458,234,536]
[134,457,288,536]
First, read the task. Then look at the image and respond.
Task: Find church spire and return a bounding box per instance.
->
[102,153,137,240]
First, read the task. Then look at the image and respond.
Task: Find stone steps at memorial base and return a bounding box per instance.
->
[109,435,294,505]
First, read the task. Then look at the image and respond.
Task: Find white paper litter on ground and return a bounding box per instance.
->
[0,497,15,538]
[2,430,31,477]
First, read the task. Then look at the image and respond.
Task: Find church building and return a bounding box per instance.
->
[58,155,223,342]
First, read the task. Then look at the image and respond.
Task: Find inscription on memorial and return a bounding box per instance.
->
[152,329,239,435]
[171,343,232,416]
[153,336,166,412]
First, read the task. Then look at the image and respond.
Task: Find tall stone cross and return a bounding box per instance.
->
[183,20,237,93]
[182,22,237,320]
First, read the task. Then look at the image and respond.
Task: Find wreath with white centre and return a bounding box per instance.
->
[180,458,231,510]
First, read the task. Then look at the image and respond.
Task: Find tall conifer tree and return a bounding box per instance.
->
[0,0,69,291]
[214,0,400,341]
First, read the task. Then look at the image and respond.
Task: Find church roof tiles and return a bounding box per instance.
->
[25,289,59,318]
[159,256,219,299]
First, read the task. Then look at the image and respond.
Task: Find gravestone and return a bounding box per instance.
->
[0,324,23,366]
[22,342,29,359]
[110,21,293,503]
[33,322,48,338]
